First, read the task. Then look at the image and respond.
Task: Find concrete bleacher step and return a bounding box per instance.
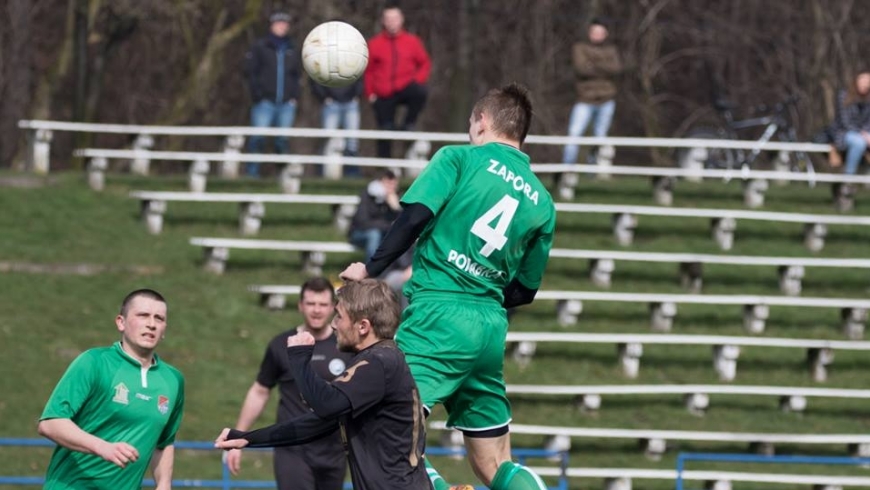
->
[505,332,870,381]
[533,162,870,209]
[506,384,870,415]
[550,248,870,294]
[527,466,870,490]
[534,290,870,338]
[430,420,870,461]
[130,191,359,235]
[189,238,359,276]
[554,202,870,251]
[243,281,870,338]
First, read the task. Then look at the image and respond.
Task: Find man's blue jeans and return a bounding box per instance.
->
[349,228,383,261]
[247,99,297,176]
[844,130,867,175]
[562,99,616,164]
[323,99,361,176]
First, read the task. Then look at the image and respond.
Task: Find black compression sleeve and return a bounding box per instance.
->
[286,345,353,419]
[502,278,539,309]
[226,413,338,448]
[365,203,434,278]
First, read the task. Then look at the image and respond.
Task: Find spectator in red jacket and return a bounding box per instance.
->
[364,6,431,158]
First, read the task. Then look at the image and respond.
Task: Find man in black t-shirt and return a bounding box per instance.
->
[216,279,430,490]
[226,277,353,490]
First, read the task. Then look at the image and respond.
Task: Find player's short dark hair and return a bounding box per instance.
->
[337,279,400,340]
[472,82,533,144]
[120,289,166,317]
[300,277,336,303]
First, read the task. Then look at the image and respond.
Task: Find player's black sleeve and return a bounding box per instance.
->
[365,202,433,278]
[226,412,338,448]
[286,345,353,419]
[502,277,539,309]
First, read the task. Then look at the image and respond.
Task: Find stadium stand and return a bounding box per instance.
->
[14,118,870,487]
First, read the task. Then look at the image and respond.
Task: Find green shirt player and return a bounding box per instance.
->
[37,289,185,490]
[341,83,555,490]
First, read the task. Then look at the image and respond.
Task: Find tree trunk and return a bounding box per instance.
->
[160,0,262,126]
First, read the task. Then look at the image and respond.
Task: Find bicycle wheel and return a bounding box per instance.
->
[678,126,737,170]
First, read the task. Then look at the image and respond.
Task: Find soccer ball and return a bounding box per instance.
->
[302,21,368,88]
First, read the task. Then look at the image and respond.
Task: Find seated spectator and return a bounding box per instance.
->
[828,70,870,174]
[381,247,413,311]
[312,79,363,176]
[348,170,401,260]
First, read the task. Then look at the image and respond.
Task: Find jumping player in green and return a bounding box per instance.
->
[341,83,555,490]
[37,289,185,490]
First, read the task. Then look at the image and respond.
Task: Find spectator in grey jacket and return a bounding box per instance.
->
[348,170,401,261]
[244,11,302,177]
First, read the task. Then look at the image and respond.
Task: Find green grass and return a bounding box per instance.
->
[1,170,869,489]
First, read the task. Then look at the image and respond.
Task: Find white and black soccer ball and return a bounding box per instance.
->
[302,21,368,88]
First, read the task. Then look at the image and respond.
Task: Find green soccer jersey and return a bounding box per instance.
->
[401,142,556,304]
[40,342,185,490]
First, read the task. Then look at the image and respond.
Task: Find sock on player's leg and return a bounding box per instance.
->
[425,457,451,490]
[490,461,547,490]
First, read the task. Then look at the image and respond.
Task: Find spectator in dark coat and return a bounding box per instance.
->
[348,170,401,261]
[244,11,302,177]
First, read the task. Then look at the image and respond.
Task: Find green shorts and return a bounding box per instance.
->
[396,294,511,432]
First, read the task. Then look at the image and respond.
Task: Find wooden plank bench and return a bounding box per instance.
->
[549,248,870,295]
[505,331,870,381]
[430,420,870,461]
[130,191,360,235]
[554,202,870,251]
[188,238,358,275]
[534,290,870,339]
[506,383,870,415]
[533,163,870,210]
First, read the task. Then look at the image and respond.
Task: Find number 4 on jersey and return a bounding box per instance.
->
[471,195,519,257]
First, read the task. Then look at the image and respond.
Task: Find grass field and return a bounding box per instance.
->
[1,168,869,489]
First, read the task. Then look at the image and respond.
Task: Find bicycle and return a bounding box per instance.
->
[677,95,816,185]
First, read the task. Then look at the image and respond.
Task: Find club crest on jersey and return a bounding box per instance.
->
[157,395,170,415]
[329,358,347,376]
[112,383,129,405]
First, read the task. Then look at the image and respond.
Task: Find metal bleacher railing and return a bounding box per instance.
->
[0,438,570,490]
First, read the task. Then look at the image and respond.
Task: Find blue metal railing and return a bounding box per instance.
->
[0,438,568,489]
[675,452,870,490]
